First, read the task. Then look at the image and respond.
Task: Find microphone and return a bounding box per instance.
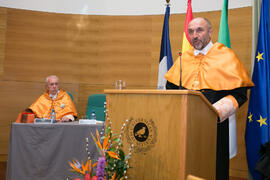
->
[179,51,182,90]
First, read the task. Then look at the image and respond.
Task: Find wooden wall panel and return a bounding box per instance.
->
[0,6,252,178]
[4,11,101,83]
[96,16,153,85]
[0,7,6,78]
[4,10,154,86]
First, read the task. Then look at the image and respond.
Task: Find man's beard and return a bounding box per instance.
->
[191,38,205,50]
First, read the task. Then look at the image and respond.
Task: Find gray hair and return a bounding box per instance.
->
[45,75,59,84]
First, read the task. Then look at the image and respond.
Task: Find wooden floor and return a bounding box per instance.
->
[230,177,247,180]
[0,161,247,180]
[0,162,6,180]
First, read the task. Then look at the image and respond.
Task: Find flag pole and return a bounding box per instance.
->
[157,0,173,89]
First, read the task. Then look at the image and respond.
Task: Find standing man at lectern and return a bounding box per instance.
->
[28,75,77,122]
[165,17,254,180]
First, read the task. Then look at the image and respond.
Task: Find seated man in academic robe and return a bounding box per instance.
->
[29,75,77,122]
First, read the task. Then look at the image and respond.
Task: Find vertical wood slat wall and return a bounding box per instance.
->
[0,7,6,77]
[0,7,7,162]
[0,6,252,178]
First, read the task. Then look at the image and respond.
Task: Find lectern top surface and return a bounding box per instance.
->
[104,89,198,95]
[104,89,218,115]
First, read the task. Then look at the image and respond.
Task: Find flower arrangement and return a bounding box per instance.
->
[69,109,133,180]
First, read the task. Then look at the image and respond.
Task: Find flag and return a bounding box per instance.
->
[157,5,173,89]
[218,0,231,48]
[181,0,193,53]
[245,0,270,179]
[218,0,237,159]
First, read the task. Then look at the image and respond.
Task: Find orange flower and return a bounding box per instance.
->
[91,129,120,160]
[69,159,90,175]
[111,172,116,180]
[107,151,120,160]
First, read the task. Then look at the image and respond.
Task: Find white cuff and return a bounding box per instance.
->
[213,96,238,122]
[63,114,74,121]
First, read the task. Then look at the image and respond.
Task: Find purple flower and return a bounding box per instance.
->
[96,157,106,180]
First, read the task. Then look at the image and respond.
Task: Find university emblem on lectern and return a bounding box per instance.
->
[126,117,157,153]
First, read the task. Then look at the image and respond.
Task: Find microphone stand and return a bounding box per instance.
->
[179,51,182,90]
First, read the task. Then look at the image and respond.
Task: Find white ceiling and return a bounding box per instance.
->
[0,0,252,15]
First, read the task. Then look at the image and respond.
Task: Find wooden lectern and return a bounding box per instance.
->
[104,89,218,180]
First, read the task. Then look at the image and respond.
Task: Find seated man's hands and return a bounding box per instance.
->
[59,114,75,122]
[60,116,70,122]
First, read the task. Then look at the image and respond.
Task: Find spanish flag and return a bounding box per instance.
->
[181,0,193,53]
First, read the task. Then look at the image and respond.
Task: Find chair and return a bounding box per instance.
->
[86,94,106,121]
[66,91,74,101]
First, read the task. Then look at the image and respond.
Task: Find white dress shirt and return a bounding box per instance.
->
[193,41,213,56]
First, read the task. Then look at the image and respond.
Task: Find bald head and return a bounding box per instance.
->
[189,17,212,30]
[188,17,213,50]
[46,75,59,95]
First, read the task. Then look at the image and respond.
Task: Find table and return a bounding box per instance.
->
[6,122,105,180]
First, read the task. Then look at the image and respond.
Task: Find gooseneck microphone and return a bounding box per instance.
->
[179,51,182,90]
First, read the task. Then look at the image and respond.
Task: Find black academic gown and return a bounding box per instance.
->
[166,81,248,180]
